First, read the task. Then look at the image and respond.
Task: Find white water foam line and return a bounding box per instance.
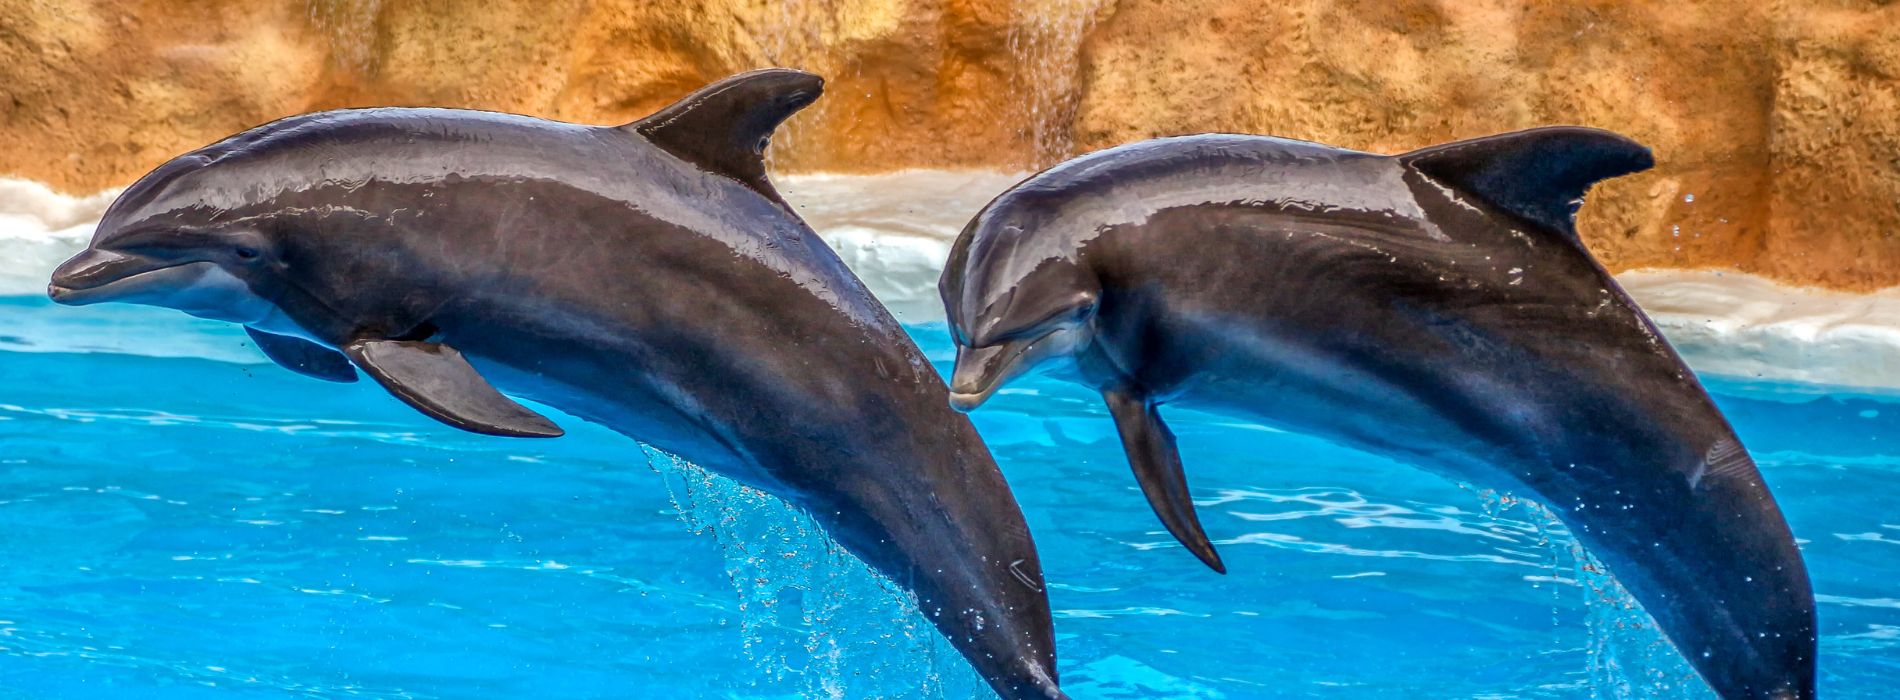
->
[779,170,1024,320]
[5,172,1898,392]
[0,179,119,297]
[1617,270,1900,394]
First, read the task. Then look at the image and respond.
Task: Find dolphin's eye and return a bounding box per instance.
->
[234,246,261,261]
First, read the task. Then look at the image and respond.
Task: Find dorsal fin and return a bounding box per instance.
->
[622,68,824,206]
[1399,126,1653,238]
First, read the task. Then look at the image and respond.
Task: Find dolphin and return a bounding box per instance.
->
[48,69,1065,700]
[938,128,1815,699]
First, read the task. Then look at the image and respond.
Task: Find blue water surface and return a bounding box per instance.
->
[0,295,1895,699]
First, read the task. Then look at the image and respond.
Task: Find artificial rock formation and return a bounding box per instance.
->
[2,0,1896,288]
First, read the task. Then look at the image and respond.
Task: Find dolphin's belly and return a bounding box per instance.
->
[1181,359,1505,476]
[1153,276,1715,505]
[461,346,770,484]
[1153,305,1536,489]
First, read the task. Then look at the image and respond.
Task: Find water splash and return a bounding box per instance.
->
[1464,485,1708,699]
[643,448,982,699]
[1567,538,1709,699]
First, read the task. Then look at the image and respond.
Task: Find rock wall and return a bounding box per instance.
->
[2,0,1897,288]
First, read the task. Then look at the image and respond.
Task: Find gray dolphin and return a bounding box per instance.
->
[939,128,1815,699]
[48,69,1065,700]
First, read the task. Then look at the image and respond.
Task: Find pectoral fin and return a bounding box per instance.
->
[246,327,358,383]
[342,339,563,438]
[1103,389,1225,573]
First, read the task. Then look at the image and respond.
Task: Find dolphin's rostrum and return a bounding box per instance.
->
[939,128,1816,700]
[50,69,1066,700]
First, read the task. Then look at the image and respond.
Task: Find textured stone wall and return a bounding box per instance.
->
[2,0,1897,288]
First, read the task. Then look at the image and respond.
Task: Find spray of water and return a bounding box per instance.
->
[1465,485,1708,699]
[1566,537,1708,700]
[642,447,983,699]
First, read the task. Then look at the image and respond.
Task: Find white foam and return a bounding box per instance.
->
[779,170,1025,320]
[1618,270,1900,393]
[5,173,1898,392]
[0,179,118,296]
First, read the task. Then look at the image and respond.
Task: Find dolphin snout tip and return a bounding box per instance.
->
[46,281,110,307]
[947,391,987,413]
[47,249,119,304]
[46,270,101,306]
[45,271,93,305]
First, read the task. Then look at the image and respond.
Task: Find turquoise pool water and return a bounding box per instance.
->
[1,294,1895,699]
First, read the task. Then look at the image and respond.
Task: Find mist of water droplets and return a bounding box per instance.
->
[1467,487,1708,699]
[642,447,984,699]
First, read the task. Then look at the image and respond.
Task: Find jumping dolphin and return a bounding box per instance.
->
[938,128,1815,699]
[47,69,1065,700]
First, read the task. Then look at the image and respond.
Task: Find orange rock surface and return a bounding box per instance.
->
[2,0,1895,288]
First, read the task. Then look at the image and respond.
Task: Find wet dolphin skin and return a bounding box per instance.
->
[940,128,1815,700]
[50,70,1067,700]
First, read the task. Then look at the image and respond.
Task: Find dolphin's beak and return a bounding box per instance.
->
[949,329,1072,412]
[949,342,1018,411]
[47,248,193,306]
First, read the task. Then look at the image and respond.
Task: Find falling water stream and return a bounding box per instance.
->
[307,0,384,73]
[1007,0,1109,166]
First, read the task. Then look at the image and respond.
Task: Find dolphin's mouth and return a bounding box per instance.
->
[948,328,1064,412]
[48,249,207,307]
